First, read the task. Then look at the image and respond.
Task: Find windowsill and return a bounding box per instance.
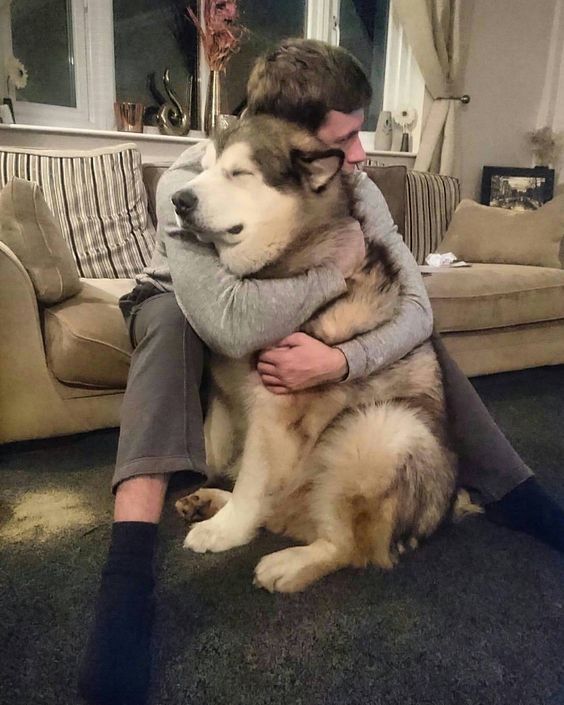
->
[0,122,206,144]
[0,122,417,158]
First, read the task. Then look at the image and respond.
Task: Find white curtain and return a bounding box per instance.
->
[393,0,473,175]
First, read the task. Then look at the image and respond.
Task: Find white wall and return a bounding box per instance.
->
[459,0,558,199]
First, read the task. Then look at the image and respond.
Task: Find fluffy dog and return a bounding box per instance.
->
[171,115,457,593]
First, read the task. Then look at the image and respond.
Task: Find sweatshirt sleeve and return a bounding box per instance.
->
[335,174,434,380]
[159,154,348,359]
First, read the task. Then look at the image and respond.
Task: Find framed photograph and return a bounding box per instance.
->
[481,166,555,211]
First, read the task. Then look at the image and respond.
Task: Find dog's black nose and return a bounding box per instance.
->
[172,189,198,214]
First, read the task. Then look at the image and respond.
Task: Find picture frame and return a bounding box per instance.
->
[480,166,555,211]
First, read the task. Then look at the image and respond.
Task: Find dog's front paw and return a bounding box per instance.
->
[183,504,254,553]
[254,547,315,593]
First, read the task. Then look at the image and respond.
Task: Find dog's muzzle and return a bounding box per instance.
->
[171,188,198,219]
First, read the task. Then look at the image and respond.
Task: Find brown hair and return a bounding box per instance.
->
[245,38,372,132]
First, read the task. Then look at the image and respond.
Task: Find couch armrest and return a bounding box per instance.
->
[0,242,94,442]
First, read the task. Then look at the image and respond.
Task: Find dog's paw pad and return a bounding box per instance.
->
[176,488,231,524]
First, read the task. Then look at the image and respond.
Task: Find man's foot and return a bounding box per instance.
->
[78,522,157,705]
[485,477,564,553]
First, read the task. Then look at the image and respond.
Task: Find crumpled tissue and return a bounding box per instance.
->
[425,252,470,268]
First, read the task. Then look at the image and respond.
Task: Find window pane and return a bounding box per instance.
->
[339,0,390,130]
[113,0,198,128]
[11,0,76,107]
[223,0,307,115]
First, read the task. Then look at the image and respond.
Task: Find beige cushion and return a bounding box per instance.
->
[0,143,155,278]
[438,196,564,268]
[44,278,134,388]
[0,178,81,304]
[423,263,564,332]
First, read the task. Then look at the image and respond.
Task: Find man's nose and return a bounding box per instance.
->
[346,135,366,166]
[172,189,199,214]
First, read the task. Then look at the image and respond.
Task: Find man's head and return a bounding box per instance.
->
[246,39,371,171]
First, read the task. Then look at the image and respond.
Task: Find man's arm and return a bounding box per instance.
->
[256,173,433,391]
[158,151,350,359]
[335,173,433,380]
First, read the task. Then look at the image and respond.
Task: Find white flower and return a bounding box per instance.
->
[392,107,417,131]
[6,56,28,90]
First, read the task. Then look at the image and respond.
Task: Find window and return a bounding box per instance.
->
[12,0,77,108]
[113,1,198,128]
[339,0,390,131]
[223,0,307,115]
[2,0,424,150]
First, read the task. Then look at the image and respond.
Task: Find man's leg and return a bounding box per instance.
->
[79,292,208,705]
[432,333,564,553]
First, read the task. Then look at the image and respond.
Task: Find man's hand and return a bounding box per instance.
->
[330,218,366,279]
[257,332,348,394]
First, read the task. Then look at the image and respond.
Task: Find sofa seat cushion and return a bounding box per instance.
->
[423,263,564,332]
[44,278,134,388]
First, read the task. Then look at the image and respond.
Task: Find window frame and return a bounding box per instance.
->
[6,0,115,130]
[5,0,424,153]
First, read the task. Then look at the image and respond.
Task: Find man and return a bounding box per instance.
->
[79,38,564,705]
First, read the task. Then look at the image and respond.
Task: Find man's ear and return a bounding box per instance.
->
[291,148,344,192]
[201,141,217,170]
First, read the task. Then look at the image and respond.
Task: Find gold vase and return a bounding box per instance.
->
[204,70,221,136]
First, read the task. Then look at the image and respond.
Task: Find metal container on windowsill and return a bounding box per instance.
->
[114,102,144,133]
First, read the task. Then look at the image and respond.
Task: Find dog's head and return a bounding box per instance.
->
[171,115,350,276]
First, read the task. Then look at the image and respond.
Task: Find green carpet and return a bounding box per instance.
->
[1,365,564,705]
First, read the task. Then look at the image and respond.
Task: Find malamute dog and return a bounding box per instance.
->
[172,115,457,593]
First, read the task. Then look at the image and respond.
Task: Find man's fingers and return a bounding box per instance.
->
[264,385,290,395]
[259,374,283,387]
[257,361,278,376]
[258,350,284,365]
[276,332,308,347]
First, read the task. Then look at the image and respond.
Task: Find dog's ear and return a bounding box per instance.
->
[201,141,217,171]
[291,148,344,192]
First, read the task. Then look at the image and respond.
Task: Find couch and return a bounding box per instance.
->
[1,147,563,444]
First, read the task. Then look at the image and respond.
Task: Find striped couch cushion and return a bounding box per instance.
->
[405,171,461,264]
[0,143,155,278]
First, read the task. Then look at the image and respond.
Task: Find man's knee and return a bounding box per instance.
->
[134,293,201,350]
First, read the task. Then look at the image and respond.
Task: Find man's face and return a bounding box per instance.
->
[316,109,366,173]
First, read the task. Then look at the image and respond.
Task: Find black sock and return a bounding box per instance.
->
[485,477,564,554]
[78,521,158,705]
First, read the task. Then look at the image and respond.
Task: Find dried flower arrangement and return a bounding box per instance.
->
[526,126,564,167]
[187,0,247,72]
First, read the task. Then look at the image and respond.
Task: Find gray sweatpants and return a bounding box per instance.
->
[113,291,532,502]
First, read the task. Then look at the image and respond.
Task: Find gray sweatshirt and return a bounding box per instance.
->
[137,141,433,380]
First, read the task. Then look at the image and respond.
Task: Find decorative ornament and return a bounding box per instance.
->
[156,68,192,136]
[373,110,393,151]
[6,55,28,91]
